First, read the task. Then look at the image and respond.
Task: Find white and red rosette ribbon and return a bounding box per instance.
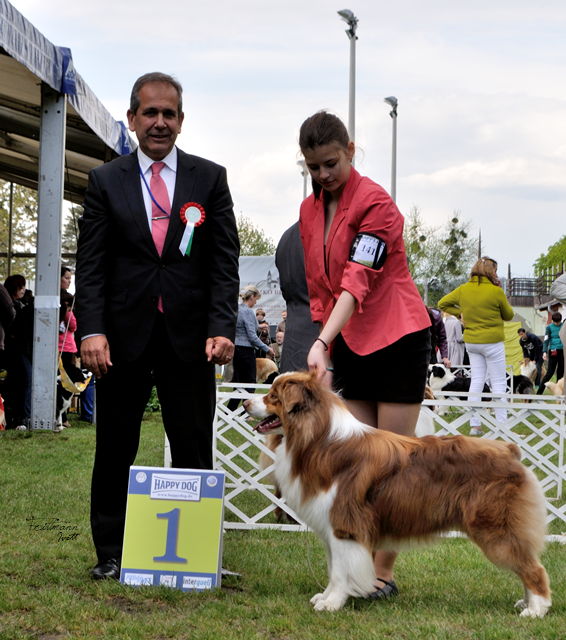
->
[179,202,205,257]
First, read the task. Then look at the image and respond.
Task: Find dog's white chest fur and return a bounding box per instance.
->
[273,441,336,540]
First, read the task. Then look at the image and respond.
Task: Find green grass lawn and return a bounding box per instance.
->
[1,412,565,640]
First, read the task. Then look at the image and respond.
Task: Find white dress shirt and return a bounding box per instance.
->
[137,146,178,227]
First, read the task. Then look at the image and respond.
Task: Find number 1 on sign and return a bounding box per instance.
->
[153,508,187,563]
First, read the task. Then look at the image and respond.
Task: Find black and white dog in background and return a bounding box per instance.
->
[427,365,491,414]
[56,366,89,428]
[428,364,534,411]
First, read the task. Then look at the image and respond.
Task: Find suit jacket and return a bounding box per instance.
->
[275,221,319,372]
[75,148,240,362]
[300,167,430,356]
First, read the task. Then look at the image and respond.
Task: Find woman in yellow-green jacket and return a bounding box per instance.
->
[439,257,514,435]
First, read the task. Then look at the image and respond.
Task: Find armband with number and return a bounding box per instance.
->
[349,233,387,270]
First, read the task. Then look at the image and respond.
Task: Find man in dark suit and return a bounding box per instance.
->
[75,72,239,580]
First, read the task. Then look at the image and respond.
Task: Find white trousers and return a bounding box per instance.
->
[466,341,507,427]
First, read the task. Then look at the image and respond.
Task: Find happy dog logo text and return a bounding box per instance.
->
[150,474,202,501]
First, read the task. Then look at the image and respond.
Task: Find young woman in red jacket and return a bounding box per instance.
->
[298,111,431,600]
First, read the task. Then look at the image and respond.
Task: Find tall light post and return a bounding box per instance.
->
[384,96,398,202]
[337,9,358,157]
[297,159,308,200]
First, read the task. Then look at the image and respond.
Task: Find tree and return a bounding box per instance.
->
[0,180,38,279]
[236,214,276,256]
[404,206,478,307]
[533,236,566,275]
[61,204,83,272]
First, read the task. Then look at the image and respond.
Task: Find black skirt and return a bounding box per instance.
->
[332,327,431,403]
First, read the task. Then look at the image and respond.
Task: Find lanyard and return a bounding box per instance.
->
[139,165,170,219]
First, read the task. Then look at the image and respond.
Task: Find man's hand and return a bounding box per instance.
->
[81,335,113,378]
[206,336,235,365]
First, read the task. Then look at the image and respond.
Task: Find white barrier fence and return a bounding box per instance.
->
[165,383,566,532]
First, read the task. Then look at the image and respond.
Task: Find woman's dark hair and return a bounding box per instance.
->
[61,265,72,278]
[552,312,562,323]
[60,290,74,322]
[4,274,26,297]
[299,110,351,200]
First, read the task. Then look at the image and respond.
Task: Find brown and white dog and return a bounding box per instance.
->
[544,378,564,397]
[244,371,551,616]
[520,358,538,384]
[256,358,279,384]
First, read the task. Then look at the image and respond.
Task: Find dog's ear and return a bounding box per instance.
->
[432,366,445,379]
[285,381,311,414]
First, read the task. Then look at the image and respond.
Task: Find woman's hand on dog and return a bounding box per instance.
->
[308,340,334,387]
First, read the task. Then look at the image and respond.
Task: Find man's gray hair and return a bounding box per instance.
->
[130,72,183,115]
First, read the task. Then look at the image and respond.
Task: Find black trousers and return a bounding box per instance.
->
[227,345,256,411]
[537,350,564,395]
[90,313,215,562]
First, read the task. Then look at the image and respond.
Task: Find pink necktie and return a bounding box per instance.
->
[151,162,170,312]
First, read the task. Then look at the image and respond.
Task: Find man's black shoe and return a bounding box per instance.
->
[92,558,120,580]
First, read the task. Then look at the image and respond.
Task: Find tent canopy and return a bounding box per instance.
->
[0,0,135,203]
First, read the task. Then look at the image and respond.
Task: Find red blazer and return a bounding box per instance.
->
[299,167,430,356]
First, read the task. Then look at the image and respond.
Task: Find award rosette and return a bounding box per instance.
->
[179,202,205,257]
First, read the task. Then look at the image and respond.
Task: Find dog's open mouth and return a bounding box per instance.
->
[253,414,282,433]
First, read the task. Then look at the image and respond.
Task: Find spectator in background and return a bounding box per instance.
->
[537,312,564,395]
[517,328,544,387]
[59,289,80,428]
[276,310,287,334]
[439,257,514,436]
[61,265,72,292]
[272,331,284,369]
[428,307,450,368]
[255,308,271,349]
[0,283,15,357]
[443,311,465,366]
[3,275,33,429]
[550,274,566,384]
[227,286,274,411]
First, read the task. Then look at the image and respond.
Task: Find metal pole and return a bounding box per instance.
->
[297,160,308,200]
[338,10,358,165]
[348,34,356,151]
[31,82,66,431]
[390,111,397,202]
[384,97,398,202]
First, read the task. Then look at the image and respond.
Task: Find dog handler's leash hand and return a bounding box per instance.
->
[308,339,334,388]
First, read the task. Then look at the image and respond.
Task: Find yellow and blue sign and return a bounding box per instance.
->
[120,466,225,591]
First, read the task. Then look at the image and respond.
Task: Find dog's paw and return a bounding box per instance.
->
[313,597,343,612]
[310,593,325,605]
[514,598,527,610]
[518,596,551,618]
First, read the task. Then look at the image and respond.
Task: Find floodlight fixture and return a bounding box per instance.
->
[384,96,398,111]
[337,9,358,39]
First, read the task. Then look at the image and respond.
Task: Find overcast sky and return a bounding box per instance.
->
[12,0,566,277]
